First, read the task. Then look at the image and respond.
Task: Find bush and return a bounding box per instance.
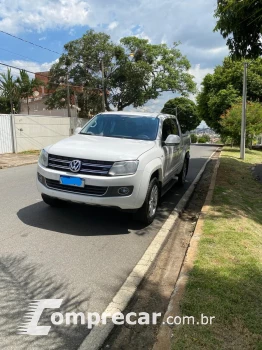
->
[190,134,198,143]
[198,134,210,143]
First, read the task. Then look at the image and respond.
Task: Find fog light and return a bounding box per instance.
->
[38,173,44,184]
[118,187,130,196]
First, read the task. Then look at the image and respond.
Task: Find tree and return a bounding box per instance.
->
[0,96,12,114]
[16,70,42,114]
[197,57,262,132]
[215,0,262,59]
[220,100,262,146]
[161,97,200,133]
[46,30,196,114]
[0,69,19,113]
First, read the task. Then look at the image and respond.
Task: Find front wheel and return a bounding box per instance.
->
[134,178,159,225]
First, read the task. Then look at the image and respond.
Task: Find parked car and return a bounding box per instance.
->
[37,112,190,224]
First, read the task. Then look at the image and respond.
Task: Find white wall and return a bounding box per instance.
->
[14,115,70,152]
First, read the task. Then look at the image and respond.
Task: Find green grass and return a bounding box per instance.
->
[173,148,262,350]
[18,150,40,155]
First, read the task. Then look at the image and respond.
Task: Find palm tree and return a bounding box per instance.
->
[0,68,19,113]
[16,70,42,115]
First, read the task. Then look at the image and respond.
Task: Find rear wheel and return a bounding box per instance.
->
[134,178,159,225]
[41,194,65,207]
[177,158,188,186]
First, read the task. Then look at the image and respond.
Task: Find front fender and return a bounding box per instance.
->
[135,158,163,208]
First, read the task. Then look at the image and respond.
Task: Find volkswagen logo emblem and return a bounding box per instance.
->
[70,160,81,173]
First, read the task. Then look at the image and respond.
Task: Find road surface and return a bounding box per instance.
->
[0,145,217,350]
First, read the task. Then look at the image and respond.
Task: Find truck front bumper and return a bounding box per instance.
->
[37,163,147,210]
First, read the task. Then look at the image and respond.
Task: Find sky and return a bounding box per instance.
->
[0,0,229,122]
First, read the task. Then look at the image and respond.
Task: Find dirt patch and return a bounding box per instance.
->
[101,155,220,350]
[0,153,38,169]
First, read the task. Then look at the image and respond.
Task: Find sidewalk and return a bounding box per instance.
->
[0,153,39,169]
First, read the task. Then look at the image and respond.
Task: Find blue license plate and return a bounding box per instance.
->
[60,176,84,187]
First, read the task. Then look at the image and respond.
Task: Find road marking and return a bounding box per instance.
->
[78,148,219,350]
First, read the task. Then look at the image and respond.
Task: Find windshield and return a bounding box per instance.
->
[80,114,159,141]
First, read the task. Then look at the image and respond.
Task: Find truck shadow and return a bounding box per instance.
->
[17,157,209,237]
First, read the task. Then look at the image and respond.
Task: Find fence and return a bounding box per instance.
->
[0,114,91,154]
[0,114,15,154]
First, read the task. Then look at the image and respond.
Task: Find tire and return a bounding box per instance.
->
[134,177,159,225]
[41,194,65,207]
[177,158,188,186]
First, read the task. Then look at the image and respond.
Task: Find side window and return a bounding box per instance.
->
[171,119,179,136]
[162,118,179,140]
[162,119,173,141]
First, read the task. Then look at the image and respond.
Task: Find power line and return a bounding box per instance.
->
[0,61,98,90]
[0,30,62,55]
[0,46,43,62]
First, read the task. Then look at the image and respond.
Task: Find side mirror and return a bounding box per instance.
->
[74,127,82,135]
[165,134,181,145]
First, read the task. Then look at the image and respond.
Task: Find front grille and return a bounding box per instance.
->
[45,178,108,196]
[48,154,113,176]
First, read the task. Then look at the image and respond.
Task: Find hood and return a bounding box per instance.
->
[47,134,155,161]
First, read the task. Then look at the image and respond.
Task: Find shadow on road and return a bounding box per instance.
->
[0,254,90,350]
[17,183,188,237]
[17,154,211,237]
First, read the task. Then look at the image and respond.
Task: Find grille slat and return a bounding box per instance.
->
[48,154,113,176]
[45,179,108,196]
[49,163,70,170]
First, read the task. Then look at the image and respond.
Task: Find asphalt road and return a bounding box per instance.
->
[0,145,217,350]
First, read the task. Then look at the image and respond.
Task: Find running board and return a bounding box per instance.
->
[161,176,178,197]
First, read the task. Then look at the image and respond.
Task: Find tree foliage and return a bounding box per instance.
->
[46,30,196,114]
[161,97,200,133]
[215,0,262,59]
[197,57,262,132]
[0,69,19,113]
[220,100,262,145]
[16,70,42,114]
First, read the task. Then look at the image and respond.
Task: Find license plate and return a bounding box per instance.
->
[60,176,84,188]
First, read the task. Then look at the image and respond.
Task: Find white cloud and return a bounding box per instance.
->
[39,37,46,41]
[0,0,90,33]
[108,21,118,30]
[0,60,57,78]
[69,28,76,36]
[189,64,214,90]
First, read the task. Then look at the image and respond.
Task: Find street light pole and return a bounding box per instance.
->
[240,62,248,159]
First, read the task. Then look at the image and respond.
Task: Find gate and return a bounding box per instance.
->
[0,114,14,154]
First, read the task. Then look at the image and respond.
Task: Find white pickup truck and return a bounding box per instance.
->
[37,112,190,224]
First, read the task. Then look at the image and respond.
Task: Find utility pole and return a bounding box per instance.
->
[66,72,73,134]
[240,62,248,159]
[101,59,105,112]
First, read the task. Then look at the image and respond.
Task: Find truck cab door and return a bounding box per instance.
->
[170,118,183,174]
[161,118,175,185]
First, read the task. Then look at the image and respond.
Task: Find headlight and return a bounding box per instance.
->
[39,149,48,167]
[109,161,139,176]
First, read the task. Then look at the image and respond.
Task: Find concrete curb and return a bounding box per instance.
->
[78,149,220,350]
[0,160,38,169]
[153,149,221,350]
